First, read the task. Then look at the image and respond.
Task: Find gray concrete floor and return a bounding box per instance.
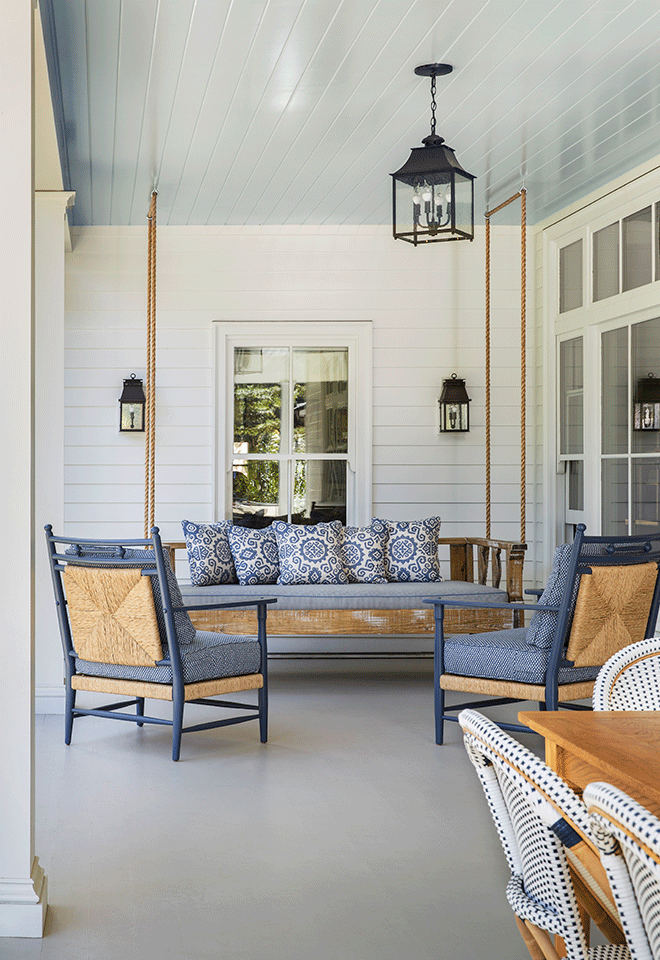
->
[7,673,548,960]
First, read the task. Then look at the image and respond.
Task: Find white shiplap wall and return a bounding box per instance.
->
[64,223,534,559]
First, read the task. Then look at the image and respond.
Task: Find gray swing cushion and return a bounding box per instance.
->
[75,630,262,685]
[443,627,599,685]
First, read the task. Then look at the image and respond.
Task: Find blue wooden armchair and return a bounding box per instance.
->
[45,525,276,760]
[426,524,660,744]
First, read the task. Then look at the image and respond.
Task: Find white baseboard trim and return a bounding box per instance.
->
[36,685,65,714]
[0,859,48,938]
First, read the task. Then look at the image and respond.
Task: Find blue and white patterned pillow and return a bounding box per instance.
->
[181,520,237,586]
[342,524,387,583]
[227,524,279,585]
[526,544,574,649]
[272,520,348,585]
[372,517,442,583]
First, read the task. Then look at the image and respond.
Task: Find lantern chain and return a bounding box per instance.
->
[430,74,437,136]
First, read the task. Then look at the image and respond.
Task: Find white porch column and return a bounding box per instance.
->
[35,191,74,714]
[0,0,48,937]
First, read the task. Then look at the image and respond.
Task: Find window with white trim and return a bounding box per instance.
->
[214,322,372,527]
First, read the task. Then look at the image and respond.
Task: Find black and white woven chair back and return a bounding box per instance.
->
[586,782,660,960]
[593,638,660,711]
[460,710,629,960]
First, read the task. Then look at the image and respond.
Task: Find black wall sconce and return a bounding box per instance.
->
[438,374,470,432]
[119,375,146,432]
[391,64,475,245]
[634,373,660,431]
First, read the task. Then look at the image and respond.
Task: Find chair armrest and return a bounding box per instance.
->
[423,597,558,613]
[525,588,543,598]
[174,598,278,613]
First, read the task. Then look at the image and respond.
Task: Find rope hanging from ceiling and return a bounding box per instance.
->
[144,190,157,537]
[484,186,527,544]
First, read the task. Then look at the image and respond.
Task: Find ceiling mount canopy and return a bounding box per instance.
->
[391,63,475,245]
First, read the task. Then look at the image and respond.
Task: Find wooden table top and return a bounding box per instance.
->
[519,711,660,816]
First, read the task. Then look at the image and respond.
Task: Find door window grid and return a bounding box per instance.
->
[601,317,660,535]
[232,346,349,526]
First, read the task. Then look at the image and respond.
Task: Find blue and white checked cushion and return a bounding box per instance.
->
[444,627,599,685]
[65,546,196,647]
[527,544,574,649]
[272,520,348,585]
[372,516,442,583]
[181,520,237,587]
[341,524,387,583]
[227,524,279,585]
[76,630,261,684]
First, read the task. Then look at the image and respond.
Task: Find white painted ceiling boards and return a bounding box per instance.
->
[40,0,660,227]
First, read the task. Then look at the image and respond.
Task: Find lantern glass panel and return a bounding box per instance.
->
[394,173,455,243]
[453,172,474,239]
[120,402,144,432]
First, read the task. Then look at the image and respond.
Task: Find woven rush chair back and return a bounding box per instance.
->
[592,638,660,711]
[586,782,660,960]
[459,709,628,960]
[565,559,660,669]
[62,564,163,666]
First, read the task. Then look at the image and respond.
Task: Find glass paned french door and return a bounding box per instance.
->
[601,317,660,535]
[232,346,348,526]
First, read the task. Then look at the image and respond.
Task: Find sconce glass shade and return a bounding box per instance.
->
[634,373,660,431]
[392,136,475,245]
[439,374,470,432]
[119,375,146,432]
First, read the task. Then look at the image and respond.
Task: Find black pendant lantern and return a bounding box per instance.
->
[392,64,475,245]
[438,374,470,432]
[634,373,660,431]
[119,374,146,433]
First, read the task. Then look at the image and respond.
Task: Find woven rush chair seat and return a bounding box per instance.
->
[593,637,660,711]
[426,524,660,744]
[585,782,660,960]
[45,525,276,760]
[460,709,629,960]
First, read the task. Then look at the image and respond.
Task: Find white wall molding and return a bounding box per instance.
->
[0,860,48,938]
[0,0,48,936]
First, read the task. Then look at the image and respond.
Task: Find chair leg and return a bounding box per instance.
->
[64,685,76,745]
[259,685,268,743]
[136,697,145,727]
[172,694,184,762]
[435,683,445,745]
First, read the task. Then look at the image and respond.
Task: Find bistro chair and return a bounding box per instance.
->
[428,525,660,744]
[585,781,660,960]
[45,525,276,761]
[460,709,628,960]
[592,637,660,711]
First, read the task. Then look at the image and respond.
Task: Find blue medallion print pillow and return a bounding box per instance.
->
[227,524,279,586]
[341,524,387,583]
[372,517,442,583]
[181,520,237,586]
[272,520,348,585]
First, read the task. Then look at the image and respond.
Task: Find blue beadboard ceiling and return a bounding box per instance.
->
[40,0,660,227]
